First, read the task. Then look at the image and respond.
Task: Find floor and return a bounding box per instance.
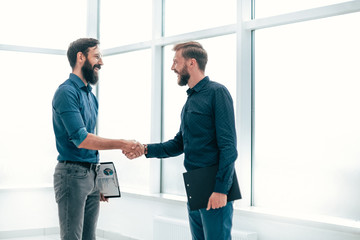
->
[1,234,108,240]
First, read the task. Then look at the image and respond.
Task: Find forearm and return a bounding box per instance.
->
[146,141,183,158]
[214,162,235,194]
[145,131,184,158]
[78,133,135,151]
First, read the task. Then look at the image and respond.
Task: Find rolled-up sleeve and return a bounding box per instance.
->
[53,85,88,147]
[69,127,88,147]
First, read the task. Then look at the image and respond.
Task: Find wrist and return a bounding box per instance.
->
[143,144,148,155]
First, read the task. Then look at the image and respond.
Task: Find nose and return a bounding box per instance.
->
[98,58,104,65]
[171,63,175,71]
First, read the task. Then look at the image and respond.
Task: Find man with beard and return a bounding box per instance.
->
[52,38,143,240]
[125,41,237,240]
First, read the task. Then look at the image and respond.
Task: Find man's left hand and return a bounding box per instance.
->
[206,192,227,210]
[100,193,109,202]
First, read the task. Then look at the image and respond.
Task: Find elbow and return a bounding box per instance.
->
[69,128,89,149]
[77,141,85,149]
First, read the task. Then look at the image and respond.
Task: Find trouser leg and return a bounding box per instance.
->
[82,188,100,240]
[199,201,233,240]
[187,203,205,240]
[54,163,98,240]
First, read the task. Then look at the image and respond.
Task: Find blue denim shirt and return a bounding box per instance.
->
[147,77,237,194]
[52,73,99,163]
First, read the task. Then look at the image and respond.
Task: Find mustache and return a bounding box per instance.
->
[93,64,101,70]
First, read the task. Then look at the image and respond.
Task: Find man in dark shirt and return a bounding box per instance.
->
[126,41,237,240]
[52,38,143,240]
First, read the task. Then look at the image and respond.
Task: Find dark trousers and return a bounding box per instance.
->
[187,201,233,240]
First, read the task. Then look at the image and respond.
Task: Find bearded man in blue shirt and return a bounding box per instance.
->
[52,38,143,240]
[125,41,238,240]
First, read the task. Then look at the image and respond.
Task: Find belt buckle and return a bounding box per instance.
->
[91,163,100,171]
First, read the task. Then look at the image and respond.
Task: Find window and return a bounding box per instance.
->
[2,0,360,224]
[97,50,152,192]
[0,0,87,48]
[164,0,236,36]
[100,0,152,48]
[0,0,89,188]
[253,12,360,220]
[0,51,68,188]
[255,0,349,18]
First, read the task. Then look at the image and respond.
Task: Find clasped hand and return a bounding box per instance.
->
[122,140,144,159]
[206,192,227,210]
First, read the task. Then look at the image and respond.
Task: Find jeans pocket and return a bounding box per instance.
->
[53,172,67,203]
[69,166,89,179]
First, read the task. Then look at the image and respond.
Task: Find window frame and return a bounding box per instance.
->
[1,0,360,223]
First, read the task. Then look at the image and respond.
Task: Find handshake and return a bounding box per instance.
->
[122,140,146,160]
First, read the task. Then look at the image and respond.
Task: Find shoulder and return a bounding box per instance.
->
[55,80,78,96]
[206,80,231,95]
[53,80,79,106]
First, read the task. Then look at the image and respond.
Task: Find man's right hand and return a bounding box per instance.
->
[122,140,144,159]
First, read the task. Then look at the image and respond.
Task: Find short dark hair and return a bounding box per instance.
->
[173,41,208,72]
[67,38,100,69]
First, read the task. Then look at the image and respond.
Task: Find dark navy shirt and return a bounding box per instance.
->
[52,73,99,163]
[147,77,237,194]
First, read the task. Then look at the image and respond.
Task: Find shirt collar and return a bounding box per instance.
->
[186,76,209,96]
[69,73,93,92]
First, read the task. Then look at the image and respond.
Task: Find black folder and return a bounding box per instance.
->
[183,165,241,211]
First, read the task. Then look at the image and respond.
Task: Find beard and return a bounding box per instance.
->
[82,58,101,85]
[177,65,190,86]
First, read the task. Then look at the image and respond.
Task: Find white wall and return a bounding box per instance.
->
[0,188,359,240]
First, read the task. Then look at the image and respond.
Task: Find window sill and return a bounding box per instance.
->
[235,207,360,235]
[121,188,360,235]
[2,186,359,235]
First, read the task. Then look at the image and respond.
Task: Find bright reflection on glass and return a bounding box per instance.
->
[100,0,152,48]
[254,12,360,220]
[0,0,87,48]
[255,0,349,18]
[164,0,236,36]
[162,35,236,195]
[97,50,151,192]
[0,51,69,188]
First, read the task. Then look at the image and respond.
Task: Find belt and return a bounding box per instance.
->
[60,161,99,170]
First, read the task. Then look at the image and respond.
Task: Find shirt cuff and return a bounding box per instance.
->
[69,127,88,147]
[145,144,154,158]
[214,179,233,195]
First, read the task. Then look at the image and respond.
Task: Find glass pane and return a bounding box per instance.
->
[100,0,152,48]
[162,35,237,195]
[0,51,69,188]
[255,0,349,18]
[164,0,236,36]
[0,0,87,48]
[97,50,152,192]
[254,12,360,220]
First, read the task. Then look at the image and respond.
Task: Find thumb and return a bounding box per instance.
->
[206,198,211,211]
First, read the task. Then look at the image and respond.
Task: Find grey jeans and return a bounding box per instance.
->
[54,162,100,240]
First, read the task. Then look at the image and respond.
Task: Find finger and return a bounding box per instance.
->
[100,193,105,201]
[126,152,138,160]
[136,150,142,156]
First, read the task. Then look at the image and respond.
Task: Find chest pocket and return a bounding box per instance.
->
[185,110,214,132]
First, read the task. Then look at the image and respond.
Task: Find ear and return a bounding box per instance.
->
[77,52,85,64]
[189,58,197,68]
